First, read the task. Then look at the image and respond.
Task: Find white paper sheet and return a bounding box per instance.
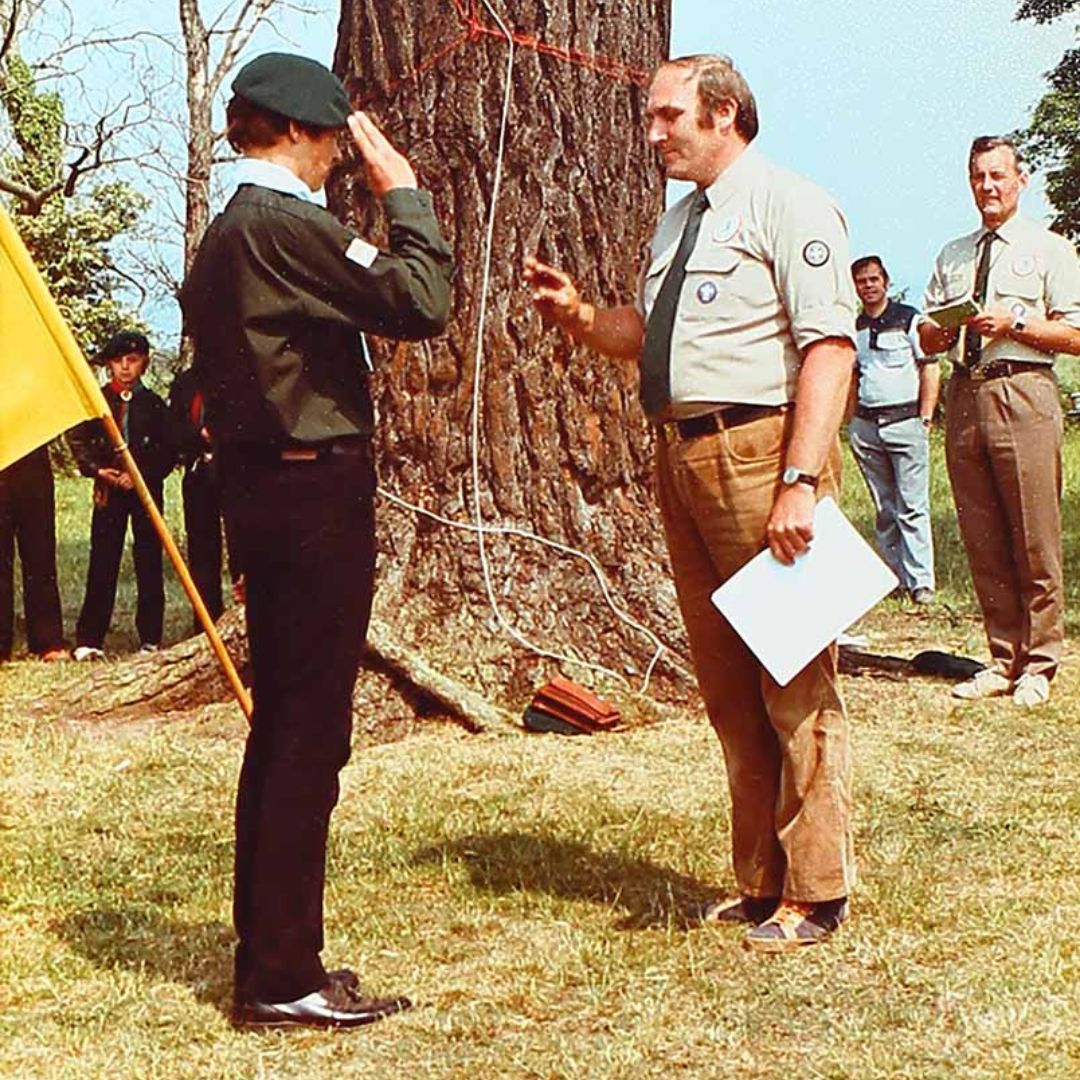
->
[710,497,898,686]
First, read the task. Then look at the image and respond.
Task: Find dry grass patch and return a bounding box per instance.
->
[3,599,1080,1078]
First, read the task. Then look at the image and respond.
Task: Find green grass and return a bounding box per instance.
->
[2,438,1080,1077]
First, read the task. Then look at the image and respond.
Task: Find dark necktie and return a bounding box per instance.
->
[639,189,710,419]
[963,230,998,369]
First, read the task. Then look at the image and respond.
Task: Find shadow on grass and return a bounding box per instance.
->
[412,831,717,931]
[53,907,234,1012]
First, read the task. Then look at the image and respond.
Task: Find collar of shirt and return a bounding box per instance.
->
[233,158,317,203]
[857,299,900,330]
[703,144,763,211]
[976,213,1029,248]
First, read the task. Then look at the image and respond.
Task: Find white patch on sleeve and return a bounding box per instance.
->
[345,237,379,268]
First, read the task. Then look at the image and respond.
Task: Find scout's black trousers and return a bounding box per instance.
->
[220,444,376,1004]
[182,465,225,625]
[0,447,64,658]
[75,482,165,649]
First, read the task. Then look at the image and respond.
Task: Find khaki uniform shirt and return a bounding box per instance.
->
[635,146,857,418]
[924,213,1080,366]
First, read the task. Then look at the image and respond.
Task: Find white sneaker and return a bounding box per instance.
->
[1012,673,1050,708]
[72,645,105,662]
[138,643,160,654]
[952,668,1012,700]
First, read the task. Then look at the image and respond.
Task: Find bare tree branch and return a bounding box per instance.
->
[208,0,276,98]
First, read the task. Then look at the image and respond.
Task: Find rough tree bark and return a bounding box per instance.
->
[332,0,692,711]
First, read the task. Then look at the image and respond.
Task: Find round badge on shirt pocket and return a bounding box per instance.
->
[803,240,830,267]
[697,280,719,304]
[1012,256,1036,277]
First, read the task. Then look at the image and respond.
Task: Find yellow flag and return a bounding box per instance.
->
[0,202,109,472]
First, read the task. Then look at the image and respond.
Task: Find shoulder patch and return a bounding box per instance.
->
[802,240,831,268]
[345,237,378,269]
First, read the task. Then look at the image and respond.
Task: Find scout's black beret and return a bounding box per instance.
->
[96,331,150,364]
[231,52,350,128]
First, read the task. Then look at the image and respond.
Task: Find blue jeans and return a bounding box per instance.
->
[848,414,934,592]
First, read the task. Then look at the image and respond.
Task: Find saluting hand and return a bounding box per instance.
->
[346,111,417,197]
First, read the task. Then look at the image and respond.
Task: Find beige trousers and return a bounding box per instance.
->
[945,369,1064,680]
[656,411,854,902]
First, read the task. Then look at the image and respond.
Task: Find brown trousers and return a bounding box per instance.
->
[945,369,1064,680]
[656,411,854,902]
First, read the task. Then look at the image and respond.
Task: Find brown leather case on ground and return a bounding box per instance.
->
[526,676,620,733]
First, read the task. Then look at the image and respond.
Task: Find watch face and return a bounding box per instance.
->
[782,466,798,485]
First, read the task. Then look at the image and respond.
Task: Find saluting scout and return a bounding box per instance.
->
[181,53,453,1029]
[525,54,857,952]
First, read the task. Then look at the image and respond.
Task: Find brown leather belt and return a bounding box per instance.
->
[953,360,1049,382]
[659,403,789,442]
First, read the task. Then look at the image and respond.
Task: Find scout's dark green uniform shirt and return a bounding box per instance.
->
[180,183,453,444]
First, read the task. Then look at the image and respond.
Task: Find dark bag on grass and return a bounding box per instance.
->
[910,650,986,681]
[523,676,620,735]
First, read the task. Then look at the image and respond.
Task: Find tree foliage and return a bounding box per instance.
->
[1016,0,1080,236]
[1017,0,1080,22]
[1,53,147,351]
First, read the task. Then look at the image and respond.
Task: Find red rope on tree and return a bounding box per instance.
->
[358,0,650,104]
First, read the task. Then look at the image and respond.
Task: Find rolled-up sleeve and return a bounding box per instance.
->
[1045,233,1080,328]
[770,185,857,353]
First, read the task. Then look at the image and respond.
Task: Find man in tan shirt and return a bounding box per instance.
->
[524,54,857,951]
[922,135,1080,708]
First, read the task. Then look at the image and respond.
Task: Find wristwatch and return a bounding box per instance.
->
[781,465,819,490]
[1011,313,1026,335]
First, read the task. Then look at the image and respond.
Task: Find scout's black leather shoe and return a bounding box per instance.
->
[233,976,412,1029]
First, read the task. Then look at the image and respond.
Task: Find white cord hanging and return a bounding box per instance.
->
[378,0,664,693]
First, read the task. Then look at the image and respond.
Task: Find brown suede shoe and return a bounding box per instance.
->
[742,898,848,953]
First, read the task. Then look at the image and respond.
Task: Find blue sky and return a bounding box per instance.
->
[59,1,1079,317]
[671,0,1076,300]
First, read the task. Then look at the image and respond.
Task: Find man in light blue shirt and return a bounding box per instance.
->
[848,255,939,603]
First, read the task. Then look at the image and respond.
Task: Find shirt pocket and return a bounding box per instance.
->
[941,272,971,303]
[872,330,913,368]
[642,241,678,315]
[992,269,1042,313]
[682,244,772,319]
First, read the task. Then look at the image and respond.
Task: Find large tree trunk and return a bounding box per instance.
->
[332,0,691,711]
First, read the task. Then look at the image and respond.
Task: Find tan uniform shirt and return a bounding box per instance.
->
[924,213,1080,366]
[635,146,857,418]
